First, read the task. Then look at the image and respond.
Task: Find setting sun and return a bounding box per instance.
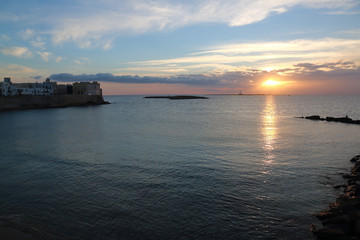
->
[263,79,281,87]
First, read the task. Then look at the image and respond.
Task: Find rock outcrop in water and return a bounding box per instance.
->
[299,115,360,125]
[144,95,209,100]
[312,154,360,239]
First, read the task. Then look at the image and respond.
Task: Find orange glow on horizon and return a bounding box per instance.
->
[262,79,281,87]
[256,78,301,95]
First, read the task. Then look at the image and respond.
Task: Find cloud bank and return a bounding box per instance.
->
[49,61,360,94]
[49,73,221,86]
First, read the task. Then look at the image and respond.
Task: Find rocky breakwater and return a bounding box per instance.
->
[0,95,109,111]
[312,154,360,239]
[300,115,360,125]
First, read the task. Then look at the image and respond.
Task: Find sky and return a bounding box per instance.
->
[0,0,360,95]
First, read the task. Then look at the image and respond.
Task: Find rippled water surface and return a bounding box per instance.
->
[1,95,360,239]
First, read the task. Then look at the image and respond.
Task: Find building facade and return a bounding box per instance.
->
[73,82,102,95]
[1,77,102,96]
[1,78,53,96]
[0,77,14,96]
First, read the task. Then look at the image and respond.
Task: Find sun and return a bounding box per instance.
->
[263,79,281,87]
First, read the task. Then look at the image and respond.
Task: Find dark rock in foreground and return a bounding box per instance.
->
[144,95,209,100]
[299,115,360,125]
[312,154,360,239]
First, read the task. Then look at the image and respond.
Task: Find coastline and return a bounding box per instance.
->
[300,115,360,125]
[144,95,208,100]
[312,154,360,239]
[0,95,109,111]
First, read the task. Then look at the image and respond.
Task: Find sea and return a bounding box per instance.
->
[0,95,360,240]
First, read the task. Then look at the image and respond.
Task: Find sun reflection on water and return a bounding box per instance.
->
[262,95,277,165]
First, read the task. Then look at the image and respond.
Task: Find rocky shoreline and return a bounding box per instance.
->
[299,115,360,125]
[311,154,360,239]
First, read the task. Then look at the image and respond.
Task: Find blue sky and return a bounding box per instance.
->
[1,0,360,94]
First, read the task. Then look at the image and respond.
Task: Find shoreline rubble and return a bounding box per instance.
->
[299,115,360,125]
[312,154,360,239]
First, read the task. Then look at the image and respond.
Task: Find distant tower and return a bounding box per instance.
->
[4,77,11,83]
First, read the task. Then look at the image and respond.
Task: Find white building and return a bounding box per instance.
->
[1,77,103,96]
[0,77,16,96]
[0,77,54,96]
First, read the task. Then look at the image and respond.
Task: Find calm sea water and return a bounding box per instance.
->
[0,95,360,240]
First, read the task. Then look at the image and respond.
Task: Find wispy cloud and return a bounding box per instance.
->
[56,56,65,63]
[20,29,35,40]
[31,39,46,49]
[324,10,360,15]
[341,28,360,35]
[1,64,37,74]
[48,0,358,48]
[0,34,11,42]
[103,40,113,50]
[0,64,38,82]
[0,13,21,22]
[1,47,32,58]
[192,38,360,55]
[36,51,51,62]
[123,38,360,75]
[74,57,90,66]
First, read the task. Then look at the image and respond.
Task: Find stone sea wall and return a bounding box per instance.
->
[0,95,108,111]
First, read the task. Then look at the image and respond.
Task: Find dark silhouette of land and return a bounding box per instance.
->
[144,95,209,100]
[299,115,360,125]
[0,95,109,111]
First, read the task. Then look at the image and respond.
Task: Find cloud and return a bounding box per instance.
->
[341,28,360,35]
[0,64,38,81]
[0,65,50,83]
[324,10,360,15]
[49,61,360,90]
[31,39,46,49]
[20,29,34,40]
[0,13,21,22]
[123,38,360,75]
[36,51,51,62]
[74,57,90,66]
[48,0,358,48]
[49,72,221,86]
[1,47,32,58]
[0,34,11,42]
[103,40,113,50]
[29,75,43,80]
[56,56,65,63]
[192,38,360,55]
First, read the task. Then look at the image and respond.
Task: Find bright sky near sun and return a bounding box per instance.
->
[1,0,360,95]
